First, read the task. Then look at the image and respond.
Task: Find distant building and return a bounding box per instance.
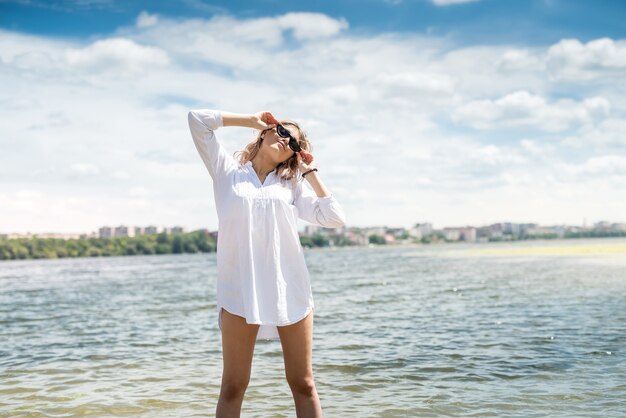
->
[594,221,612,232]
[475,226,490,239]
[99,226,113,239]
[519,223,539,235]
[440,226,476,242]
[413,223,433,237]
[488,223,504,238]
[460,227,476,242]
[144,225,159,235]
[612,223,626,232]
[526,226,556,236]
[442,228,461,241]
[362,226,386,237]
[303,225,320,236]
[553,225,566,238]
[114,225,134,237]
[321,225,345,235]
[383,234,399,244]
[503,223,520,235]
[344,228,368,245]
[385,227,404,236]
[408,228,423,240]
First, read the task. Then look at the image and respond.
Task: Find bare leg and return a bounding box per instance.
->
[277,309,322,418]
[216,308,260,418]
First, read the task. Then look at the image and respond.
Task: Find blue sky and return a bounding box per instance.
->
[3,0,625,44]
[1,0,625,233]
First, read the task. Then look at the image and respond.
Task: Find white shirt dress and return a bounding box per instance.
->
[188,109,347,340]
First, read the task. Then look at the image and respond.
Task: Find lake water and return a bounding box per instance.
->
[1,238,625,417]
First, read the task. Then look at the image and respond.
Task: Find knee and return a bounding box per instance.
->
[219,379,249,401]
[287,375,316,397]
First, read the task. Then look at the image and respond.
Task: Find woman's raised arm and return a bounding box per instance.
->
[222,111,280,130]
[188,109,281,181]
[188,109,235,181]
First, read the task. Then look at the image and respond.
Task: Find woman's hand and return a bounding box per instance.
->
[296,150,316,173]
[251,111,280,130]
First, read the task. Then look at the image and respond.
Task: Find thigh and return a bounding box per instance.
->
[277,309,315,382]
[220,308,260,385]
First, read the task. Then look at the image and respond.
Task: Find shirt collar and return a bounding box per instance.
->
[245,160,275,174]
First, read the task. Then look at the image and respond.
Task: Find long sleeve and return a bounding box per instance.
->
[294,180,347,228]
[188,109,236,181]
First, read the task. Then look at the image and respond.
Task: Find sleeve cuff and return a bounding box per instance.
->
[190,109,224,130]
[215,110,224,128]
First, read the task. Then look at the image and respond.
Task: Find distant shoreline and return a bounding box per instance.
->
[1,234,625,262]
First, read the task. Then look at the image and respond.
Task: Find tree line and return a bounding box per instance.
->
[0,231,357,261]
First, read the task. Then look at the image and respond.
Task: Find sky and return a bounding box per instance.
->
[1,0,625,234]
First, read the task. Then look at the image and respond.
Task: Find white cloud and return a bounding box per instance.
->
[496,48,544,72]
[494,38,626,83]
[275,12,349,40]
[65,38,170,73]
[561,118,626,148]
[127,187,152,197]
[547,38,626,80]
[374,71,455,95]
[560,155,626,176]
[69,163,100,176]
[453,90,610,132]
[1,14,625,232]
[111,170,130,180]
[15,189,43,199]
[124,12,350,73]
[520,139,555,156]
[472,144,526,165]
[0,29,68,69]
[136,11,159,28]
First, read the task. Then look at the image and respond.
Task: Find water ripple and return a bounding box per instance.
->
[1,239,626,416]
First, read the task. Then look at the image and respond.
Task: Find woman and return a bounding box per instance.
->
[187,108,346,417]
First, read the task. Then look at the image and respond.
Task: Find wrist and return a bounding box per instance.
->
[302,168,318,178]
[246,114,259,129]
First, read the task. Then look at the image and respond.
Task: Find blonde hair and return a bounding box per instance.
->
[234,120,312,182]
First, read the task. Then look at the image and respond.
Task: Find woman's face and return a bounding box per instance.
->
[261,125,300,164]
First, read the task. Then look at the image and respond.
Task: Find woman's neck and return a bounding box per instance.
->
[251,153,277,176]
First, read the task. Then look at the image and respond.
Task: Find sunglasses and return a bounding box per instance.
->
[275,124,302,153]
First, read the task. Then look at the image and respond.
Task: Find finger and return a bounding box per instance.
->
[262,112,274,124]
[269,114,280,125]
